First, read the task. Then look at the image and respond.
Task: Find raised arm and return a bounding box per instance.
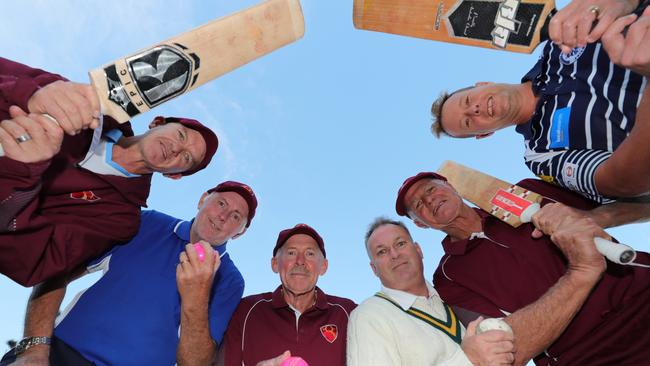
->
[594,8,650,197]
[503,203,606,366]
[12,267,88,365]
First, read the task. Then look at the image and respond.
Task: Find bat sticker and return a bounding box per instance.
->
[445,0,544,48]
[104,44,201,116]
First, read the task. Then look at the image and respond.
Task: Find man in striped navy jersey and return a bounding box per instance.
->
[430,5,650,204]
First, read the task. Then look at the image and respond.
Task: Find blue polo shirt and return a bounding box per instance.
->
[54,210,245,366]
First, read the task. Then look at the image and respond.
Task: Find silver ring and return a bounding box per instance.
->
[15,134,32,143]
[588,5,600,17]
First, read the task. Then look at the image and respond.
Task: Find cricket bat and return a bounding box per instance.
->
[437,160,637,265]
[0,0,304,156]
[353,0,556,53]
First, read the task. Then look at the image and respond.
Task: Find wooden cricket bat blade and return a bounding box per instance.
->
[90,0,305,123]
[438,160,542,227]
[437,160,637,265]
[353,0,555,54]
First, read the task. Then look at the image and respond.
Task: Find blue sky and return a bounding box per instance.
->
[1,0,648,358]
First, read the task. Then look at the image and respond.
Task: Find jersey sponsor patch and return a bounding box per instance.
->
[70,191,101,202]
[561,162,579,191]
[549,107,571,148]
[320,324,338,343]
[559,46,585,65]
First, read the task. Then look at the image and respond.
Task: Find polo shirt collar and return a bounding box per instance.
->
[381,281,438,311]
[173,219,228,256]
[441,208,489,256]
[271,285,327,310]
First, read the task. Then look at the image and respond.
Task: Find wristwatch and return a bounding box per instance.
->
[14,336,52,355]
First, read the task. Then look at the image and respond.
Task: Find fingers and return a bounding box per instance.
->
[550,0,639,51]
[588,11,615,42]
[27,81,100,136]
[602,14,638,63]
[620,15,650,71]
[576,10,598,46]
[0,112,63,163]
[465,316,482,336]
[9,105,28,118]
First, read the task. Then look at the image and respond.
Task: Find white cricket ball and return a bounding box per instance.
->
[477,318,513,334]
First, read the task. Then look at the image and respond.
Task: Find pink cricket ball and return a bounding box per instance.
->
[193,242,205,262]
[280,357,308,366]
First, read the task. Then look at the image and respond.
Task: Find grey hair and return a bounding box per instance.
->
[364,217,413,259]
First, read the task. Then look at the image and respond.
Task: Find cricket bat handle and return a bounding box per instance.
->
[521,203,637,265]
[593,237,636,265]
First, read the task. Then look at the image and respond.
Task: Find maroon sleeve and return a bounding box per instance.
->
[0,183,142,286]
[434,266,505,319]
[222,300,247,366]
[0,57,66,118]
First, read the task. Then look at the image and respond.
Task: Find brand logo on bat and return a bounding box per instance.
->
[491,0,522,48]
[104,43,201,116]
[490,189,531,216]
[126,44,200,107]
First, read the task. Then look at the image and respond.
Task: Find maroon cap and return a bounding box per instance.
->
[273,224,326,258]
[395,172,448,217]
[207,181,257,228]
[160,116,219,176]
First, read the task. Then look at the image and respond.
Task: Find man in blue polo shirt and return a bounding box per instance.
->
[3,180,257,366]
[428,4,650,204]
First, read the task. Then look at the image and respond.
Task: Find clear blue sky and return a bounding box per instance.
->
[1,0,648,359]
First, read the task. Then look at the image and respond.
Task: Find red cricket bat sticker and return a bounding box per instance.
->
[490,189,533,217]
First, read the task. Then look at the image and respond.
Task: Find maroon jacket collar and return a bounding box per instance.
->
[441,208,490,256]
[271,285,329,311]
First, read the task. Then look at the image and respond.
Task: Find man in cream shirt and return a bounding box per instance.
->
[347,218,515,366]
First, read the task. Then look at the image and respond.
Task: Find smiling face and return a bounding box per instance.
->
[272,234,328,296]
[139,122,207,175]
[403,178,464,229]
[191,191,249,245]
[367,224,425,294]
[440,82,523,138]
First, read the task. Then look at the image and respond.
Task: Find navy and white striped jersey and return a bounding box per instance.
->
[515,41,646,203]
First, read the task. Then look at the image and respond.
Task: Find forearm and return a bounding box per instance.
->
[504,271,600,366]
[17,276,68,361]
[595,86,650,197]
[24,277,67,337]
[586,200,650,228]
[177,302,216,366]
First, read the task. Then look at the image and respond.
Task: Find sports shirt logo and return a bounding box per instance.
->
[560,46,585,65]
[320,324,338,343]
[70,191,101,202]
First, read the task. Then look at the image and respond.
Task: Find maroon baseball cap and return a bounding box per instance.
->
[158,116,219,176]
[207,181,257,228]
[395,172,448,217]
[273,224,326,258]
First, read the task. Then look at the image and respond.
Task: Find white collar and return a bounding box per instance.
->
[380,280,439,311]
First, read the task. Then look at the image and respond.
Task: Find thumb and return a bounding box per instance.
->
[466,316,483,336]
[9,105,28,118]
[274,350,291,365]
